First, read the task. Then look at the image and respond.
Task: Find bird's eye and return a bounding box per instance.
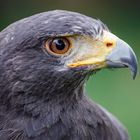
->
[45,37,71,56]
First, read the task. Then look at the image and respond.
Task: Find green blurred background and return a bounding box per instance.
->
[0,0,139,139]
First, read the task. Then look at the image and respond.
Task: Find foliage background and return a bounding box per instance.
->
[0,0,140,139]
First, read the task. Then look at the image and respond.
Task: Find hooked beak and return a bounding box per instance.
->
[68,31,138,79]
[106,38,138,79]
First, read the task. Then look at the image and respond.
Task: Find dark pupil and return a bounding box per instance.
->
[53,39,66,50]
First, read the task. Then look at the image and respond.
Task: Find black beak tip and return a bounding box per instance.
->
[130,63,137,80]
[130,52,138,79]
[121,52,138,79]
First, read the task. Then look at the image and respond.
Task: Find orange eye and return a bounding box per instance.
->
[45,37,71,56]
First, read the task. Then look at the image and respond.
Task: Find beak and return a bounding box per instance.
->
[106,38,138,79]
[68,31,138,79]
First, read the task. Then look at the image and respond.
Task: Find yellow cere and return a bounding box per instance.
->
[68,31,118,69]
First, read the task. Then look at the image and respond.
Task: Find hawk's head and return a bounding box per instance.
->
[0,10,137,104]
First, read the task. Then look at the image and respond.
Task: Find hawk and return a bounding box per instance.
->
[0,10,137,140]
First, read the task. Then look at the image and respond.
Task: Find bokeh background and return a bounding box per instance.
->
[0,0,140,139]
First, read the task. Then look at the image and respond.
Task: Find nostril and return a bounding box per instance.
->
[106,42,113,47]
